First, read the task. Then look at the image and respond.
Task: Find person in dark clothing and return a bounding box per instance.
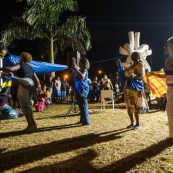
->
[91,76,100,102]
[0,51,40,132]
[61,77,67,101]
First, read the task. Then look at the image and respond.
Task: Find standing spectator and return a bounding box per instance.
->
[99,78,104,90]
[124,52,149,129]
[144,81,151,105]
[0,51,40,132]
[68,86,74,101]
[51,77,56,103]
[71,57,90,126]
[115,82,120,96]
[102,74,113,90]
[91,76,100,102]
[164,36,173,140]
[61,77,67,101]
[115,72,120,85]
[98,77,104,101]
[54,76,61,103]
[114,72,120,97]
[65,80,70,101]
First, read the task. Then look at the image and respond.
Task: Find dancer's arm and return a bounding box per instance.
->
[33,72,41,88]
[0,64,20,72]
[71,57,86,80]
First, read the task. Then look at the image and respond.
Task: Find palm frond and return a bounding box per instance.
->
[22,0,78,27]
[1,17,45,46]
[3,0,91,58]
[57,16,92,52]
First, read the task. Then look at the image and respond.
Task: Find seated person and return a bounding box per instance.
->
[39,84,51,105]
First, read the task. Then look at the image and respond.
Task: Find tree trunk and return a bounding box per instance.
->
[50,37,55,78]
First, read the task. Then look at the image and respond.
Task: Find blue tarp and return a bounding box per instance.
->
[3,53,67,75]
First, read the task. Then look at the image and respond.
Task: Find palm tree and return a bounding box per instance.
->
[1,0,92,77]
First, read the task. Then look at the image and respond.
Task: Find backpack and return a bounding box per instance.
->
[0,104,18,120]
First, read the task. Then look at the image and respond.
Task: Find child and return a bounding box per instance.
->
[39,84,51,105]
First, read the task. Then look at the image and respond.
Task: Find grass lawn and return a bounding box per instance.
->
[0,100,173,173]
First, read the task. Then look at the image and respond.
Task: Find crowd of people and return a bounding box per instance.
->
[21,72,121,106]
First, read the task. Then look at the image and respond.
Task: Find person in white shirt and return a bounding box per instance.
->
[54,76,61,102]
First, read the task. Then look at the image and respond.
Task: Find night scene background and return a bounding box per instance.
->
[0,0,173,79]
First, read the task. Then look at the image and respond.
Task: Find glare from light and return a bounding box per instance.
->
[64,75,68,79]
[98,70,102,74]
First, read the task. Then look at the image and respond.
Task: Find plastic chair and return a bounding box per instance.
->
[101,90,114,112]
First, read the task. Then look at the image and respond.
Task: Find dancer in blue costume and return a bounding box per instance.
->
[71,57,90,126]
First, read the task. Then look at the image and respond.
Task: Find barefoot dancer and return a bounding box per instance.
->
[124,52,149,129]
[0,50,40,132]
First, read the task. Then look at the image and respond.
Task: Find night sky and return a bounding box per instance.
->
[76,0,173,77]
[0,0,173,78]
